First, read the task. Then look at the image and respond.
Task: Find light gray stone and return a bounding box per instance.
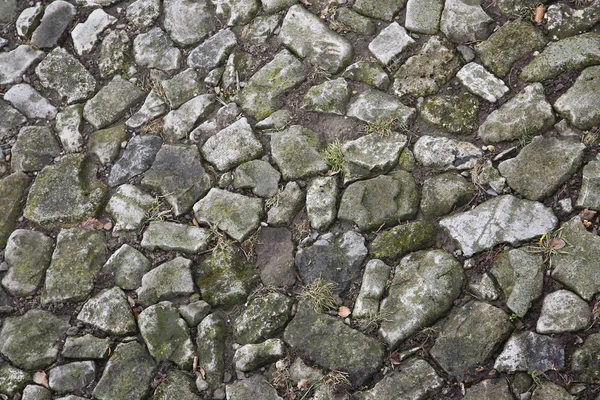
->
[126,91,167,129]
[103,244,151,291]
[456,62,509,103]
[49,361,95,392]
[196,313,226,388]
[414,135,482,170]
[0,364,31,397]
[306,176,338,231]
[546,1,600,40]
[267,181,305,227]
[214,0,259,26]
[187,29,237,74]
[0,99,26,141]
[405,0,443,34]
[98,30,131,79]
[78,286,137,335]
[369,22,415,65]
[0,45,44,85]
[133,28,182,72]
[554,65,600,130]
[55,105,84,153]
[226,374,283,400]
[420,172,474,217]
[347,88,415,125]
[11,126,61,173]
[62,335,110,360]
[108,135,163,187]
[84,76,146,129]
[334,7,376,35]
[352,0,406,21]
[106,184,154,235]
[233,339,285,371]
[88,124,127,165]
[137,257,196,306]
[179,300,211,327]
[342,61,390,90]
[462,379,514,400]
[16,4,43,38]
[71,9,116,55]
[261,0,296,13]
[0,0,16,24]
[152,370,201,400]
[201,118,263,171]
[271,125,327,180]
[30,0,76,49]
[22,385,52,400]
[234,293,293,345]
[162,69,201,109]
[141,221,211,253]
[577,153,600,210]
[301,78,350,115]
[127,0,161,28]
[352,259,390,319]
[234,160,280,198]
[440,0,493,43]
[164,0,214,46]
[494,331,564,373]
[245,14,282,43]
[537,290,591,334]
[468,273,500,301]
[4,83,57,119]
[163,94,216,142]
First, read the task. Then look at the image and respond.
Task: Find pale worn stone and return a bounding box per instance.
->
[137,257,196,306]
[347,88,415,126]
[306,176,338,231]
[164,0,214,46]
[0,45,44,85]
[353,0,406,21]
[201,118,263,171]
[141,221,211,253]
[405,0,443,34]
[456,62,509,103]
[30,0,76,49]
[414,135,482,170]
[494,331,564,373]
[270,125,327,180]
[133,28,182,72]
[78,287,137,335]
[368,22,414,65]
[71,9,116,55]
[352,259,391,319]
[55,105,84,152]
[537,290,591,334]
[187,29,237,74]
[440,0,493,43]
[4,83,57,119]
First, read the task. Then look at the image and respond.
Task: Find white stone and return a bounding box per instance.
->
[4,83,57,119]
[55,105,84,153]
[125,91,168,129]
[71,9,117,55]
[537,290,591,334]
[368,22,415,65]
[413,135,482,170]
[456,62,509,103]
[306,176,338,231]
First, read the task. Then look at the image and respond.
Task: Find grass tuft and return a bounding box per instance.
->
[300,278,338,313]
[323,138,344,174]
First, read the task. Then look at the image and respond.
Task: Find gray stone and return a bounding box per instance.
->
[306,176,338,231]
[179,300,211,327]
[201,118,263,171]
[214,0,259,25]
[491,249,544,318]
[141,221,211,253]
[162,69,201,109]
[554,65,600,130]
[193,188,263,242]
[537,290,591,334]
[84,76,146,129]
[236,50,306,120]
[472,160,506,194]
[2,229,53,297]
[420,172,474,217]
[479,83,555,143]
[0,45,44,85]
[30,0,76,49]
[369,22,415,65]
[295,231,367,294]
[152,370,200,400]
[494,331,564,373]
[0,99,26,141]
[261,0,296,13]
[440,195,557,257]
[187,29,237,74]
[440,0,493,43]
[127,0,161,28]
[270,125,327,180]
[338,172,419,231]
[577,153,600,210]
[164,0,214,46]
[226,374,283,400]
[431,301,513,378]
[78,287,136,335]
[393,36,463,98]
[0,173,30,248]
[163,94,216,142]
[71,9,116,55]
[108,135,163,187]
[49,361,95,392]
[267,181,305,227]
[334,7,376,35]
[288,358,323,385]
[106,184,155,235]
[463,379,514,400]
[233,339,285,371]
[126,91,167,129]
[379,250,463,348]
[468,273,500,301]
[11,126,61,173]
[245,14,281,44]
[4,83,57,119]
[521,32,600,82]
[546,1,600,40]
[133,28,182,72]
[55,105,84,153]
[342,61,390,90]
[352,259,391,319]
[234,160,281,198]
[0,364,30,397]
[234,292,294,345]
[139,301,196,369]
[22,385,52,400]
[62,335,110,360]
[475,19,547,77]
[369,220,437,260]
[301,78,350,115]
[531,381,573,400]
[76,0,121,5]
[498,137,584,201]
[0,310,68,370]
[255,227,296,287]
[414,135,483,170]
[283,301,385,385]
[352,0,406,21]
[280,5,353,74]
[137,257,195,306]
[25,154,107,228]
[495,0,547,16]
[419,92,479,135]
[16,4,43,38]
[196,313,226,388]
[355,358,443,400]
[405,0,443,34]
[93,341,155,400]
[103,244,151,291]
[0,0,16,24]
[347,88,416,125]
[88,124,127,165]
[195,246,258,307]
[571,333,600,383]
[98,30,131,79]
[456,62,509,103]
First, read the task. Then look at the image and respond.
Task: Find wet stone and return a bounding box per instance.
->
[106,184,154,235]
[48,361,96,392]
[352,0,406,21]
[127,0,161,29]
[546,1,600,40]
[202,118,263,171]
[369,220,437,261]
[405,0,443,34]
[418,92,480,135]
[108,134,163,187]
[494,331,565,373]
[341,61,390,91]
[571,333,600,384]
[55,104,84,153]
[71,9,116,56]
[413,135,482,170]
[30,0,76,49]
[164,0,214,46]
[554,65,600,130]
[4,83,57,119]
[126,91,167,129]
[234,292,294,345]
[88,124,127,164]
[0,364,30,397]
[456,62,509,103]
[0,173,30,248]
[141,221,211,254]
[352,259,390,319]
[163,94,216,142]
[133,27,182,72]
[0,45,44,85]
[369,22,415,65]
[537,290,591,334]
[420,172,474,217]
[270,125,327,180]
[577,153,600,210]
[301,78,350,115]
[306,176,338,231]
[334,8,376,35]
[11,126,61,173]
[98,30,131,79]
[463,379,513,400]
[0,99,26,141]
[255,227,296,287]
[196,313,226,389]
[78,286,137,336]
[233,339,286,372]
[179,300,211,327]
[347,88,416,126]
[137,257,195,306]
[267,181,305,227]
[226,374,282,400]
[187,29,237,75]
[103,244,151,291]
[234,160,281,198]
[440,0,493,43]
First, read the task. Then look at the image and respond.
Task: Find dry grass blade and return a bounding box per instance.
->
[323,138,344,174]
[300,278,338,313]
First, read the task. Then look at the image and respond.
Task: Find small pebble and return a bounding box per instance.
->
[195,376,209,392]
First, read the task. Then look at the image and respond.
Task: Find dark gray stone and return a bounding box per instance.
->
[49,361,96,392]
[108,135,163,187]
[494,331,565,373]
[255,227,296,287]
[30,0,76,49]
[11,126,61,173]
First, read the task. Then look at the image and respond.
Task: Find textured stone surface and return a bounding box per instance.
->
[301,78,350,115]
[270,125,327,180]
[133,27,181,72]
[4,83,57,119]
[83,76,145,129]
[347,88,415,126]
[352,259,390,319]
[418,92,479,135]
[108,135,163,187]
[141,221,211,253]
[77,286,137,335]
[440,0,493,43]
[571,333,600,384]
[0,45,44,85]
[537,290,591,334]
[233,339,286,371]
[0,173,30,248]
[405,0,443,34]
[414,135,482,170]
[136,257,195,306]
[456,62,509,103]
[201,118,263,171]
[353,0,406,21]
[164,0,214,46]
[11,126,61,173]
[306,176,338,231]
[420,172,474,217]
[30,0,76,49]
[577,153,600,210]
[106,184,154,235]
[554,65,600,130]
[494,331,565,373]
[368,22,414,65]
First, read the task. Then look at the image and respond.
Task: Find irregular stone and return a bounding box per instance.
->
[571,333,600,383]
[0,45,44,85]
[475,19,547,77]
[522,32,600,82]
[355,358,443,400]
[11,126,61,173]
[369,221,436,260]
[49,361,95,392]
[334,7,375,35]
[255,227,296,287]
[137,257,195,306]
[126,91,167,129]
[261,0,296,13]
[93,341,155,400]
[352,0,406,21]
[30,0,76,49]
[494,331,565,373]
[267,181,305,226]
[537,290,591,334]
[234,292,294,345]
[554,65,600,130]
[270,125,327,180]
[0,364,30,397]
[127,0,161,28]
[163,94,216,142]
[201,118,262,171]
[478,83,555,143]
[430,301,513,378]
[393,36,463,98]
[0,99,26,141]
[234,160,280,198]
[245,14,282,43]
[369,22,414,65]
[414,135,483,170]
[472,159,506,194]
[226,374,282,399]
[233,339,285,371]
[78,287,136,335]
[164,0,214,46]
[405,0,443,34]
[22,385,52,400]
[338,172,419,231]
[440,195,557,257]
[62,335,110,360]
[187,29,237,74]
[214,0,259,25]
[463,379,513,400]
[106,184,154,235]
[55,104,84,153]
[4,83,57,119]
[195,246,258,307]
[0,310,68,370]
[546,1,600,40]
[108,135,163,187]
[83,76,146,129]
[420,172,474,217]
[295,231,367,294]
[71,9,116,55]
[103,244,151,291]
[2,230,53,297]
[133,28,182,72]
[88,124,127,164]
[141,221,211,253]
[0,0,16,24]
[0,173,30,248]
[161,69,201,109]
[16,4,43,38]
[577,153,600,210]
[440,0,493,43]
[236,50,306,120]
[301,78,350,115]
[152,370,200,400]
[306,176,338,231]
[196,313,226,388]
[347,88,415,125]
[342,61,390,90]
[498,137,585,200]
[418,92,479,134]
[76,0,121,5]
[280,5,352,73]
[288,358,323,385]
[352,259,390,319]
[98,30,131,78]
[456,62,509,103]
[179,300,211,327]
[283,301,385,385]
[468,273,500,301]
[531,381,573,400]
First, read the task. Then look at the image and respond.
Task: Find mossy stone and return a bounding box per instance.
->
[369,221,437,260]
[420,172,474,217]
[418,92,479,134]
[0,172,30,248]
[234,292,294,345]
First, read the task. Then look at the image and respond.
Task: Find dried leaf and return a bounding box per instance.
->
[200,368,206,379]
[193,356,198,373]
[581,209,597,221]
[33,371,49,388]
[81,218,104,230]
[534,5,545,23]
[192,217,200,228]
[549,237,565,250]
[338,306,351,318]
[390,352,401,365]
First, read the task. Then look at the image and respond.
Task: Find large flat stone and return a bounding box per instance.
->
[77,286,137,335]
[0,173,30,248]
[133,27,182,72]
[201,118,263,171]
[494,331,564,373]
[136,257,195,306]
[270,125,327,180]
[0,45,44,85]
[30,0,76,49]
[554,65,600,130]
[347,88,415,125]
[0,99,26,141]
[163,0,214,46]
[414,135,482,170]
[141,221,211,254]
[4,83,57,119]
